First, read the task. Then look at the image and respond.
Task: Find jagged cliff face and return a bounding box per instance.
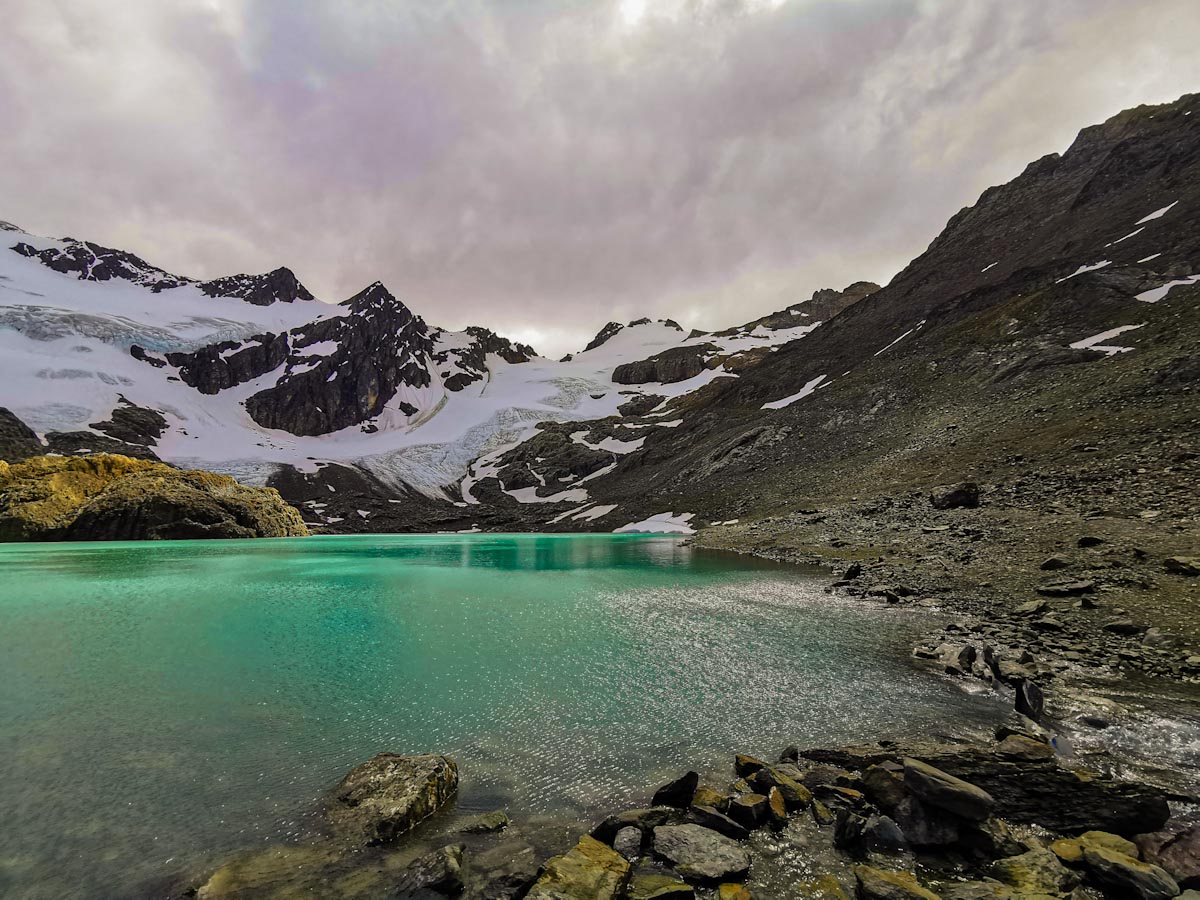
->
[1,93,1197,536]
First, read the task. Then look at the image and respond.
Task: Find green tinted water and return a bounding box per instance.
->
[0,534,1003,898]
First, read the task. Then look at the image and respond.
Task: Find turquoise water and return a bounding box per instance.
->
[0,534,1003,898]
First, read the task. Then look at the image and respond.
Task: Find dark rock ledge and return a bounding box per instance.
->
[190,728,1199,900]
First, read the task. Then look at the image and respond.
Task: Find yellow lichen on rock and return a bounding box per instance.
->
[0,454,309,541]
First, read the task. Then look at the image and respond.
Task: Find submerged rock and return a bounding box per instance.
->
[395,842,466,897]
[465,839,540,900]
[326,752,459,846]
[455,810,510,834]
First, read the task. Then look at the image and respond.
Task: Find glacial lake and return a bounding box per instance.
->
[0,534,1007,898]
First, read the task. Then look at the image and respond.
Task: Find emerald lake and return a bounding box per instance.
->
[0,534,1006,898]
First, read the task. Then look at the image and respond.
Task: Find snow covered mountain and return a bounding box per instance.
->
[5,93,1197,538]
[0,221,860,522]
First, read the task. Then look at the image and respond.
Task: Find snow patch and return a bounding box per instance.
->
[1135,275,1200,304]
[614,511,695,534]
[570,431,646,454]
[761,374,828,410]
[1135,201,1178,225]
[873,320,926,357]
[1069,323,1146,356]
[1104,227,1144,247]
[1056,260,1111,283]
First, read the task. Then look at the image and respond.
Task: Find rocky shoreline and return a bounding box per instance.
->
[191,723,1200,900]
[693,482,1200,791]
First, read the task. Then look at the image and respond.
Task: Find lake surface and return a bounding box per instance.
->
[0,534,1005,898]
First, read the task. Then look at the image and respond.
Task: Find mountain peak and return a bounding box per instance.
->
[13,238,190,292]
[199,267,315,306]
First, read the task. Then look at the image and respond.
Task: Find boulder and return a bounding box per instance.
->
[994,735,1053,762]
[687,805,749,840]
[1014,680,1044,722]
[651,825,751,883]
[1104,618,1147,635]
[860,764,907,812]
[394,843,465,897]
[751,765,814,810]
[525,835,631,900]
[936,643,977,674]
[766,787,788,829]
[692,785,729,812]
[1137,822,1200,889]
[734,754,768,778]
[652,772,699,808]
[627,874,695,900]
[891,795,960,848]
[1082,846,1179,900]
[1039,556,1070,571]
[1164,556,1200,576]
[717,884,751,900]
[989,848,1078,895]
[1050,830,1138,866]
[613,827,643,861]
[853,865,941,900]
[903,758,994,821]
[930,483,980,510]
[811,741,1171,836]
[728,793,769,829]
[326,753,458,846]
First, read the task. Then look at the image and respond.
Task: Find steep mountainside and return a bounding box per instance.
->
[0,94,1197,555]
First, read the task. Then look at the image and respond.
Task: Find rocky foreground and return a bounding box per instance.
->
[191,723,1200,900]
[0,453,308,541]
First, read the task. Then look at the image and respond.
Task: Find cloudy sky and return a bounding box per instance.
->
[2,1,1198,356]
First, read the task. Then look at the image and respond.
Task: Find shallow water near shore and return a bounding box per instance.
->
[0,533,1008,898]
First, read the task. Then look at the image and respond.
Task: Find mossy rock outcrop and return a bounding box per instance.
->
[0,454,309,541]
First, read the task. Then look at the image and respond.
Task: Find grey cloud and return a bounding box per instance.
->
[1,0,1198,355]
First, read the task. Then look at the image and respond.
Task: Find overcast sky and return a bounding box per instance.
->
[2,1,1198,356]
